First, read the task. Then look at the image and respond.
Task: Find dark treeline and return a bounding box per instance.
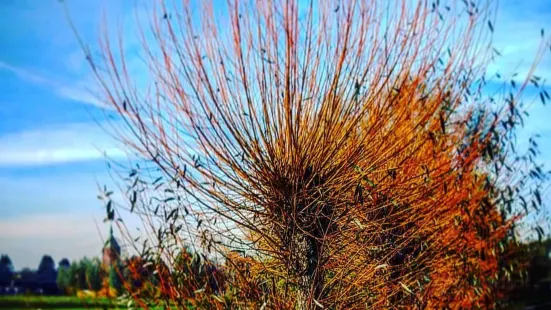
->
[0,246,223,301]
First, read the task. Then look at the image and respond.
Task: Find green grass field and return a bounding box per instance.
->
[0,296,178,309]
[0,296,123,309]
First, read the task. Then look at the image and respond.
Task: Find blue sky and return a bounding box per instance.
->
[0,0,550,270]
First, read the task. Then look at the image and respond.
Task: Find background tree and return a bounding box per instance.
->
[37,255,55,273]
[59,258,105,294]
[36,255,56,284]
[85,258,102,291]
[108,261,123,296]
[66,260,83,292]
[56,263,71,295]
[76,258,90,291]
[81,0,550,308]
[18,268,36,289]
[0,255,14,285]
[58,258,70,270]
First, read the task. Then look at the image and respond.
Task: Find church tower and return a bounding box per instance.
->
[102,225,121,269]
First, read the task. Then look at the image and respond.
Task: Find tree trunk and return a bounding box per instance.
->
[296,234,325,310]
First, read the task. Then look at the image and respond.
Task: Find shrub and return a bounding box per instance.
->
[80,0,550,308]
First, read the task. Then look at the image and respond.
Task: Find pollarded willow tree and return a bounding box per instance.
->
[79,0,550,308]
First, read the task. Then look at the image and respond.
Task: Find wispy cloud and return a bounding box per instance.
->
[0,213,103,239]
[0,122,126,166]
[0,60,107,109]
[486,1,551,81]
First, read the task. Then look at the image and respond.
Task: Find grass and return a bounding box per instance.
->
[0,295,123,309]
[0,295,179,309]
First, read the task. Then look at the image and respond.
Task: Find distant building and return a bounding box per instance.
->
[102,225,121,269]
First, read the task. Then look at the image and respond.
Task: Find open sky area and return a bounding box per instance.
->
[0,0,551,270]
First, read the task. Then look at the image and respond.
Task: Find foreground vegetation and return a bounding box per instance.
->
[0,296,186,309]
[1,238,551,308]
[0,296,121,309]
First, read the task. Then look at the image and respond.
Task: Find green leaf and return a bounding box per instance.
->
[194,288,205,294]
[400,282,413,295]
[536,226,545,241]
[313,299,324,309]
[375,264,388,270]
[130,191,137,213]
[107,209,115,221]
[535,188,542,206]
[353,219,364,229]
[167,209,178,221]
[439,113,446,134]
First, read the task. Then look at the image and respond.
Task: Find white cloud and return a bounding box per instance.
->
[0,60,107,109]
[0,213,103,239]
[0,122,127,166]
